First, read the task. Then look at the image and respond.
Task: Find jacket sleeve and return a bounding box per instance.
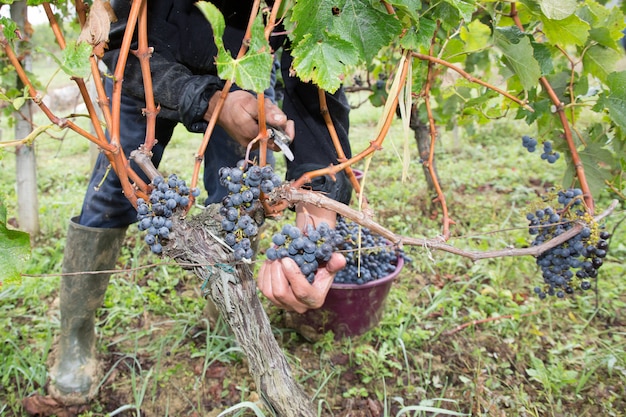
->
[103,0,225,133]
[103,49,224,133]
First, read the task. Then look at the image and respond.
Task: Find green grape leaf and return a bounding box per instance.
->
[290,0,333,41]
[216,52,273,94]
[589,27,618,50]
[531,42,554,76]
[582,45,622,84]
[580,0,625,49]
[197,1,225,49]
[400,17,437,52]
[46,41,92,78]
[431,2,462,30]
[443,0,476,22]
[0,16,18,41]
[0,200,31,286]
[388,0,422,24]
[563,142,614,199]
[541,14,590,46]
[603,71,626,132]
[538,0,577,20]
[291,33,359,93]
[460,20,491,51]
[494,27,541,91]
[12,95,25,110]
[333,0,402,62]
[197,2,272,93]
[291,0,401,64]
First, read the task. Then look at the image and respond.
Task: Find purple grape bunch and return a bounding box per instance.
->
[218,160,283,261]
[136,174,200,254]
[540,141,560,164]
[522,135,560,164]
[333,216,407,285]
[526,188,610,298]
[266,223,344,283]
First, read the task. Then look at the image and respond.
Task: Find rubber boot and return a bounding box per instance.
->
[48,217,126,405]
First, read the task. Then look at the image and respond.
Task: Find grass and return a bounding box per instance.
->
[1,80,625,416]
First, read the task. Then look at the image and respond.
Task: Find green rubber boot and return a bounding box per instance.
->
[48,217,126,405]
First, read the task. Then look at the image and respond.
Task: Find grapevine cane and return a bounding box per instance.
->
[41,1,150,200]
[73,0,88,27]
[411,53,533,112]
[317,90,362,196]
[42,3,66,49]
[133,0,159,153]
[284,50,412,205]
[189,0,269,204]
[510,3,594,214]
[0,36,102,146]
[276,185,619,262]
[422,25,455,239]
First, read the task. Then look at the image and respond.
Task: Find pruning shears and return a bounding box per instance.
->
[268,125,294,161]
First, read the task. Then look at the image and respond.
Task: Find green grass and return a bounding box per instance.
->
[1,87,625,417]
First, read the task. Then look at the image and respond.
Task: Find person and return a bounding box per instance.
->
[48,0,352,406]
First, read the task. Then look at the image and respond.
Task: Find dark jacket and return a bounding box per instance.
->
[103,0,352,203]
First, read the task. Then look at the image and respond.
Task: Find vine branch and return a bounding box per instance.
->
[274,186,619,262]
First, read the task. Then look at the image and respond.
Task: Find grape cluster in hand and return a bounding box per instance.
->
[266,223,344,283]
[527,188,609,298]
[137,174,200,254]
[218,160,283,261]
[334,216,407,285]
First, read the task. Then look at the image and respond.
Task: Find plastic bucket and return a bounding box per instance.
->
[290,256,404,339]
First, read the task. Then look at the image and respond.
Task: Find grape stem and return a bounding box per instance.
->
[276,186,619,262]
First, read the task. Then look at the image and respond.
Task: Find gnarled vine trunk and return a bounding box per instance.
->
[164,206,314,417]
[409,103,438,194]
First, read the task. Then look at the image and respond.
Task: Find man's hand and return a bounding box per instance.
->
[205,90,295,149]
[257,253,346,314]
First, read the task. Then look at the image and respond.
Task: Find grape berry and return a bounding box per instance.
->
[137,174,200,254]
[527,188,609,298]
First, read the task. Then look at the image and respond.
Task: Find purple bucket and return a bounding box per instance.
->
[290,256,404,339]
[352,168,363,182]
